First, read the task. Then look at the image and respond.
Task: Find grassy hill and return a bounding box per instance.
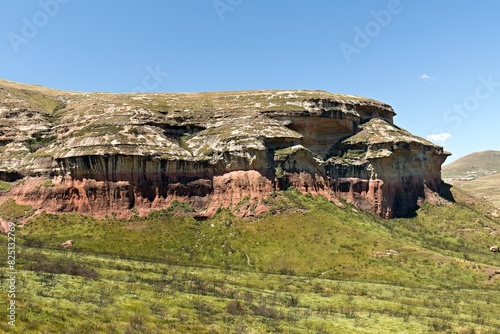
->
[442,150,500,179]
[443,150,500,209]
[1,187,500,333]
[452,173,500,209]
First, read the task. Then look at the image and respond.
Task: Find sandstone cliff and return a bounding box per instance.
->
[0,79,449,218]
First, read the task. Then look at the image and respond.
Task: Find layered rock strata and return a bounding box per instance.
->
[0,79,449,218]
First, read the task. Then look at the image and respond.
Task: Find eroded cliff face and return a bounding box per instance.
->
[0,79,449,218]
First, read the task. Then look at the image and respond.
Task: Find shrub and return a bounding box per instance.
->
[27,256,99,279]
[168,200,195,213]
[128,313,145,331]
[226,300,245,315]
[251,303,282,319]
[23,237,44,248]
[286,295,299,308]
[24,134,57,153]
[192,297,215,315]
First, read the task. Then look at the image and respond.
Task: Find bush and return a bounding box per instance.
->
[192,297,215,315]
[251,303,282,319]
[226,300,245,315]
[128,313,145,331]
[24,135,57,153]
[23,237,44,248]
[286,295,299,307]
[27,256,99,279]
[167,200,195,213]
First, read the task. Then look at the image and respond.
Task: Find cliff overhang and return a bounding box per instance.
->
[0,79,449,218]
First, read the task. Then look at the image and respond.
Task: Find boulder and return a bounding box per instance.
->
[60,240,74,249]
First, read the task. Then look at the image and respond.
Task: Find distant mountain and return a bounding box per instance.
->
[443,150,500,209]
[442,150,500,179]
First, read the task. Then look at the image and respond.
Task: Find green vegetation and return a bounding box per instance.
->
[0,180,13,191]
[24,135,57,153]
[166,200,196,214]
[274,146,307,161]
[0,199,35,220]
[443,150,500,208]
[35,180,54,189]
[0,188,499,332]
[15,89,66,115]
[452,173,500,208]
[343,149,366,159]
[344,118,434,146]
[1,248,498,333]
[275,165,285,178]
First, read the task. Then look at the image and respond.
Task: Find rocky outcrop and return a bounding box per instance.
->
[0,79,450,218]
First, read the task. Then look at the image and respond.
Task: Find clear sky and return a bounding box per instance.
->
[1,0,500,163]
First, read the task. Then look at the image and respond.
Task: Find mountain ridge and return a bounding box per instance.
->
[0,79,449,218]
[442,150,500,179]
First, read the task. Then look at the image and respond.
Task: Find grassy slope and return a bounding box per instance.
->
[443,150,500,209]
[442,150,500,179]
[451,173,500,208]
[1,187,500,333]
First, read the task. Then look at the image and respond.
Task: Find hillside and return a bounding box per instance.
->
[452,173,500,209]
[443,151,500,209]
[0,79,449,219]
[442,150,500,179]
[7,79,500,332]
[0,185,499,333]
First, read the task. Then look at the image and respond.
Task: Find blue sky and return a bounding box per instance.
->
[1,0,500,163]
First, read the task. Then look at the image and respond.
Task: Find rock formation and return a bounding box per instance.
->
[0,79,450,218]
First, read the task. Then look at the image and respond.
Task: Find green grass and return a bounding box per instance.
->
[0,247,498,333]
[0,187,499,332]
[450,173,500,208]
[34,180,54,189]
[0,199,35,221]
[17,89,66,114]
[8,188,500,285]
[0,181,14,191]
